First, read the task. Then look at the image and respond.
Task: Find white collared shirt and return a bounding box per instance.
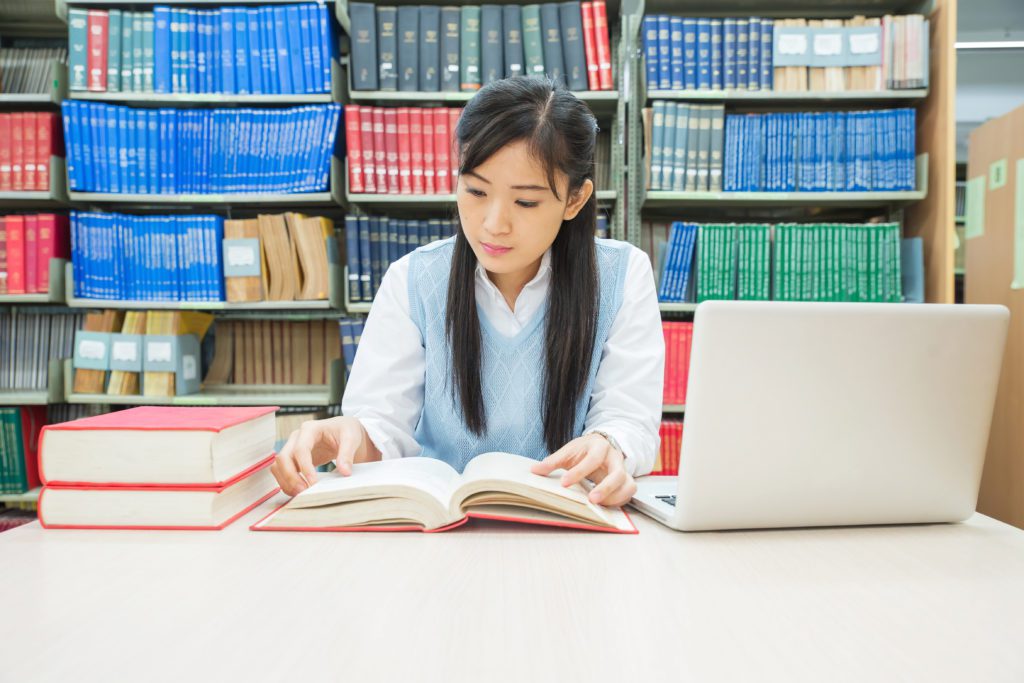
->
[341,241,665,476]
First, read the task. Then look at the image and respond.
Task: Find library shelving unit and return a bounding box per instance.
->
[0,360,66,406]
[0,157,70,208]
[0,61,68,107]
[0,259,68,304]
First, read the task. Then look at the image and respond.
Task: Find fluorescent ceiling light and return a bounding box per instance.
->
[955,40,1024,50]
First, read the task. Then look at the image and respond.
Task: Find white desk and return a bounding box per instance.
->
[1,493,1023,682]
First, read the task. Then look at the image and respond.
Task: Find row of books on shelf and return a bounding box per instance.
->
[61,102,341,195]
[68,4,335,95]
[0,48,67,95]
[654,419,682,476]
[644,103,723,192]
[70,211,334,303]
[0,309,82,392]
[0,112,62,192]
[662,321,692,406]
[349,1,613,92]
[338,317,365,382]
[642,14,928,93]
[644,221,909,304]
[0,214,69,295]
[0,407,44,494]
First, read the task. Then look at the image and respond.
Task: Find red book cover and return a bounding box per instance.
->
[662,323,673,404]
[421,108,435,194]
[17,406,47,491]
[0,217,7,295]
[344,105,364,194]
[433,108,451,193]
[674,324,683,404]
[36,113,52,192]
[36,214,68,293]
[409,107,424,195]
[372,107,387,192]
[449,108,461,186]
[682,323,692,404]
[360,105,377,193]
[0,114,11,191]
[5,215,25,294]
[11,112,24,191]
[580,2,600,91]
[22,113,37,193]
[396,107,412,194]
[24,215,38,294]
[384,108,400,194]
[592,1,613,90]
[87,10,109,92]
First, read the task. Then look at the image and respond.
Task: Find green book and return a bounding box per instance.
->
[8,408,25,493]
[891,224,903,302]
[521,5,545,77]
[460,6,482,91]
[0,409,10,493]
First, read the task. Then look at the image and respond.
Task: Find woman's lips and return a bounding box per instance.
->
[481,242,512,256]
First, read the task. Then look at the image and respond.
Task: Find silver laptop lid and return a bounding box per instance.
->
[674,301,1009,531]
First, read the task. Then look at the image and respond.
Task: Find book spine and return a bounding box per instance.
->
[397,107,412,194]
[420,6,441,91]
[435,108,451,193]
[723,18,736,90]
[422,108,435,194]
[481,4,504,85]
[760,19,774,90]
[559,2,588,91]
[669,16,683,90]
[348,3,378,91]
[384,108,399,193]
[521,5,545,78]
[681,18,696,90]
[582,3,600,90]
[409,108,425,194]
[747,17,760,91]
[87,10,109,92]
[710,19,723,90]
[397,5,420,91]
[153,7,170,93]
[107,10,123,93]
[68,9,89,90]
[460,6,482,91]
[696,18,710,90]
[345,105,364,194]
[142,12,155,92]
[592,0,612,89]
[539,3,565,87]
[377,6,398,92]
[440,6,461,92]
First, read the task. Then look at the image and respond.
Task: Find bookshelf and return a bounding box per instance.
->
[645,89,929,103]
[0,61,68,107]
[0,359,66,406]
[0,157,69,208]
[0,259,68,304]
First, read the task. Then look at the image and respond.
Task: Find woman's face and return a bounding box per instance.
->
[456,139,592,282]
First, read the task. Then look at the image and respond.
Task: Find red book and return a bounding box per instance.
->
[592,1,613,90]
[384,108,400,194]
[87,10,109,92]
[433,108,451,193]
[662,323,673,404]
[409,107,425,194]
[360,105,377,193]
[0,114,11,191]
[11,112,24,190]
[24,215,38,293]
[22,113,37,192]
[396,107,412,194]
[448,107,461,188]
[672,323,682,404]
[5,215,25,294]
[36,113,53,192]
[682,323,692,404]
[372,107,387,192]
[344,105,364,194]
[0,216,7,295]
[580,2,600,91]
[422,108,436,194]
[36,214,69,293]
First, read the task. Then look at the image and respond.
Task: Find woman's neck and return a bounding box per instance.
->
[487,257,543,312]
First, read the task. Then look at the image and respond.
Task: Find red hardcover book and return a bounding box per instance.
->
[674,324,684,404]
[580,2,600,91]
[36,113,53,192]
[36,214,69,293]
[422,108,436,195]
[373,107,388,192]
[682,323,693,404]
[662,323,673,404]
[434,108,451,193]
[360,105,377,193]
[10,112,24,190]
[5,215,25,294]
[448,107,461,188]
[344,105,365,194]
[0,114,11,191]
[22,113,37,192]
[384,108,400,193]
[409,107,425,194]
[86,10,109,92]
[0,217,7,295]
[250,453,638,534]
[23,214,38,293]
[592,1,613,90]
[396,107,412,194]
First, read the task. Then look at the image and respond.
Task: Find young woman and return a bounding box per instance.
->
[271,78,664,508]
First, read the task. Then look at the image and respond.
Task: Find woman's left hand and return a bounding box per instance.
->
[530,433,637,507]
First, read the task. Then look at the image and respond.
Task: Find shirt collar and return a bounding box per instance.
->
[475,248,553,294]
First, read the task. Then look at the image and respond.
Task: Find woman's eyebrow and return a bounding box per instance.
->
[466,169,548,192]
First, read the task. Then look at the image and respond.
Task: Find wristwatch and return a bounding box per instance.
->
[586,429,623,455]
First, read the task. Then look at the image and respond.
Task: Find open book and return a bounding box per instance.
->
[251,452,637,533]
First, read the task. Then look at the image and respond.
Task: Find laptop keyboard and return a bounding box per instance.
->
[655,495,677,507]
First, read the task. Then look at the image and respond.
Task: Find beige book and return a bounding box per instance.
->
[224,218,263,303]
[288,213,333,301]
[252,452,636,533]
[324,319,341,383]
[807,20,826,91]
[309,320,326,385]
[106,310,147,395]
[252,319,266,384]
[74,310,125,394]
[291,321,311,385]
[258,214,300,301]
[260,319,274,384]
[823,19,846,92]
[204,320,233,385]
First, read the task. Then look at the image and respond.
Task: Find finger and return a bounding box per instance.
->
[334,435,359,476]
[531,441,576,476]
[273,433,306,496]
[560,446,607,487]
[291,425,320,489]
[596,477,638,508]
[588,463,627,504]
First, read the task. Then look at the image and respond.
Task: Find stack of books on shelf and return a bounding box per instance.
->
[338,318,365,381]
[696,223,771,302]
[654,419,682,476]
[0,308,81,392]
[0,214,69,295]
[655,221,697,303]
[37,406,280,530]
[643,102,725,192]
[662,321,692,406]
[203,319,341,386]
[67,3,335,94]
[0,112,63,192]
[0,406,44,494]
[0,47,67,94]
[348,1,613,92]
[274,409,328,445]
[61,102,341,194]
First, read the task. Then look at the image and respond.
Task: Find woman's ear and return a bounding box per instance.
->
[562,178,594,221]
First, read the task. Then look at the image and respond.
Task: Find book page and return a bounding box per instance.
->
[285,457,461,511]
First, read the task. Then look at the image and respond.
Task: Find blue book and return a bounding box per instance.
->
[317,2,334,91]
[369,216,383,294]
[229,8,249,94]
[77,103,93,192]
[153,7,171,93]
[103,106,120,193]
[247,9,263,94]
[656,16,671,90]
[147,110,159,194]
[678,224,699,301]
[218,9,235,94]
[286,5,305,94]
[344,216,361,302]
[900,237,923,303]
[60,104,77,190]
[358,215,371,301]
[89,104,105,192]
[186,10,198,92]
[696,18,711,90]
[68,9,88,90]
[206,11,218,93]
[682,18,696,90]
[669,16,683,90]
[107,10,123,93]
[657,222,682,301]
[642,16,658,89]
[747,18,760,90]
[760,19,773,90]
[259,8,277,94]
[273,7,293,93]
[662,102,677,192]
[299,4,316,93]
[723,115,736,191]
[735,19,748,88]
[169,9,182,92]
[723,18,736,89]
[710,19,722,90]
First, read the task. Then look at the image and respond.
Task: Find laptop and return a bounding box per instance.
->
[631,301,1009,531]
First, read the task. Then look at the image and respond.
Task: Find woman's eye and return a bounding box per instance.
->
[516,200,539,208]
[467,187,485,197]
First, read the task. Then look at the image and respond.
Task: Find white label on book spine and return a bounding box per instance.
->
[79,340,106,360]
[778,33,808,55]
[813,33,843,56]
[227,245,257,267]
[182,355,197,380]
[112,341,138,362]
[849,33,879,55]
[147,342,173,363]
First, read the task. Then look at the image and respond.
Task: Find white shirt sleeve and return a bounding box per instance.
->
[583,245,665,477]
[341,254,425,462]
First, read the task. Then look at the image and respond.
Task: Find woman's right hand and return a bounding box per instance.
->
[270,416,377,496]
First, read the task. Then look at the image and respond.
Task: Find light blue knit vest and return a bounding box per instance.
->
[407,236,630,472]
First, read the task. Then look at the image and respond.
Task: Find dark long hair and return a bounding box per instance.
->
[446,77,599,452]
